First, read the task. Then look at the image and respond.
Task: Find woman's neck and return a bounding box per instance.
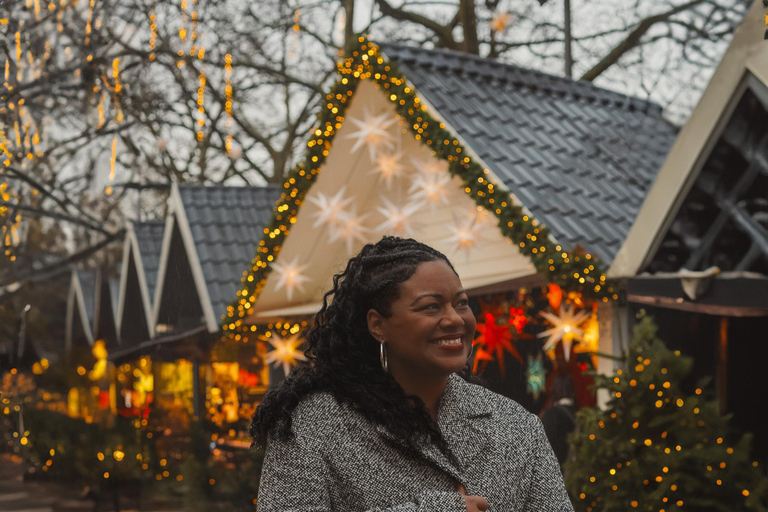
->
[391,370,449,420]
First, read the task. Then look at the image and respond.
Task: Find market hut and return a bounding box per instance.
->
[223,38,677,410]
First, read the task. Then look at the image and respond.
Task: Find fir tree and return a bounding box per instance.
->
[565,312,768,512]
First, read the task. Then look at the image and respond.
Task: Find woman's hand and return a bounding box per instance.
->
[457,483,489,512]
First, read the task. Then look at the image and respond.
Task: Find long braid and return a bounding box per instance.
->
[250,236,472,467]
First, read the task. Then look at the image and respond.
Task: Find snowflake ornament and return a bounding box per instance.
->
[345,108,396,161]
[262,332,308,377]
[270,256,311,301]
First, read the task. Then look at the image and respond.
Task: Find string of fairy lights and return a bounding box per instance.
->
[222,36,618,342]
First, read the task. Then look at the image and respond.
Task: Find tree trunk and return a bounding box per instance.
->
[343,0,356,53]
[458,0,480,54]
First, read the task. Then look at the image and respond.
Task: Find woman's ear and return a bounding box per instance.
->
[367,308,385,341]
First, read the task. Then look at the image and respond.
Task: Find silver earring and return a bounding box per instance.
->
[379,341,388,372]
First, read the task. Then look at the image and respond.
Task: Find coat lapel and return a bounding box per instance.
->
[374,374,493,483]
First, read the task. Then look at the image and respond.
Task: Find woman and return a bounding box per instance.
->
[252,237,573,512]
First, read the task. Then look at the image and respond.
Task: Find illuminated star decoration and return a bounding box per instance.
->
[409,172,451,208]
[410,155,446,176]
[474,313,521,375]
[538,304,591,362]
[331,206,370,253]
[526,353,546,400]
[308,187,354,235]
[262,332,308,377]
[372,152,405,189]
[574,307,600,368]
[345,108,396,161]
[443,212,484,259]
[375,196,421,237]
[270,256,311,301]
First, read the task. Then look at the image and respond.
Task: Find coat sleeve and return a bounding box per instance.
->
[256,431,468,512]
[520,417,575,512]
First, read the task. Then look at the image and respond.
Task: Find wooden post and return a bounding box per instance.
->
[717,316,728,415]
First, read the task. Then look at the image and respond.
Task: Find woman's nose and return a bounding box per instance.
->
[441,306,465,328]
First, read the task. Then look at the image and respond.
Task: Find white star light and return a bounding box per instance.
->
[538,304,591,362]
[345,108,396,161]
[270,256,311,301]
[375,196,422,237]
[409,172,452,207]
[372,152,406,189]
[330,206,370,253]
[262,332,308,377]
[444,212,484,259]
[410,156,446,176]
[308,187,354,234]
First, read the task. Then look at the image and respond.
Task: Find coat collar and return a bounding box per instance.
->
[375,374,493,482]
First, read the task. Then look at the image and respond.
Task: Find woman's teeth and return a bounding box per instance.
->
[435,338,463,346]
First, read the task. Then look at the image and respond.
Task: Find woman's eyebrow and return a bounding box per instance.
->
[410,290,467,306]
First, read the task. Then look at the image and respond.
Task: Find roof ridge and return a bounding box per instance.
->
[176,183,280,190]
[377,42,665,117]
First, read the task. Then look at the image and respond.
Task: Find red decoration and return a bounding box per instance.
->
[474,313,521,374]
[509,307,528,333]
[547,284,563,310]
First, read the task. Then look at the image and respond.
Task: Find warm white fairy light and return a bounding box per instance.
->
[375,196,421,237]
[270,256,310,301]
[372,152,405,189]
[345,108,395,161]
[538,304,591,361]
[262,332,308,377]
[490,11,512,33]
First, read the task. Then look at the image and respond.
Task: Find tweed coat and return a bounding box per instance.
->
[256,373,575,511]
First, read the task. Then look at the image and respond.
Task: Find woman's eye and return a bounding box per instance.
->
[423,303,440,310]
[456,299,469,307]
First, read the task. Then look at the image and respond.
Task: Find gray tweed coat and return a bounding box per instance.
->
[256,373,575,511]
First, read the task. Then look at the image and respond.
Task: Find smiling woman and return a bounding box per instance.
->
[251,237,573,512]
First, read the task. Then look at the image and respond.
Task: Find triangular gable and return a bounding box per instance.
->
[153,186,214,334]
[223,38,624,339]
[153,184,280,335]
[610,0,768,277]
[117,221,164,344]
[93,266,120,350]
[65,269,95,354]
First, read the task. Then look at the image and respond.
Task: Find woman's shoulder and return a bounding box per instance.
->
[457,376,541,428]
[288,390,345,435]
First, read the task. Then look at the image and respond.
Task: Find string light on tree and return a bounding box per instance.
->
[270,256,310,301]
[345,107,395,161]
[262,332,307,377]
[490,11,513,33]
[538,304,590,361]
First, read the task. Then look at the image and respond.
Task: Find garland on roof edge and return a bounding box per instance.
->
[222,36,619,342]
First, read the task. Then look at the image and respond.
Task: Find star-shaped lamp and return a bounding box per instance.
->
[262,332,308,377]
[270,256,310,301]
[538,304,591,361]
[345,108,395,162]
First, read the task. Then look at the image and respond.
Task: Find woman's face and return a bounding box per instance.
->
[367,260,477,382]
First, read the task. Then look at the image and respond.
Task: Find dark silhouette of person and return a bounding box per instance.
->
[541,373,577,468]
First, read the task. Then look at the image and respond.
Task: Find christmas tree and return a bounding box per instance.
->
[565,312,768,512]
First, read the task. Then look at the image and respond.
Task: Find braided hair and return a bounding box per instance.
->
[250,236,474,464]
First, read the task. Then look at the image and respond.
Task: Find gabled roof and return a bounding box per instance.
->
[66,269,96,352]
[117,220,165,342]
[610,0,768,277]
[134,221,164,300]
[153,183,281,333]
[379,43,677,265]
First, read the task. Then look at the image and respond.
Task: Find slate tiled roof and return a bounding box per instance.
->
[133,221,165,300]
[178,185,281,319]
[379,44,678,264]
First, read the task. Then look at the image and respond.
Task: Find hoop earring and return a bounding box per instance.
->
[379,341,388,372]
